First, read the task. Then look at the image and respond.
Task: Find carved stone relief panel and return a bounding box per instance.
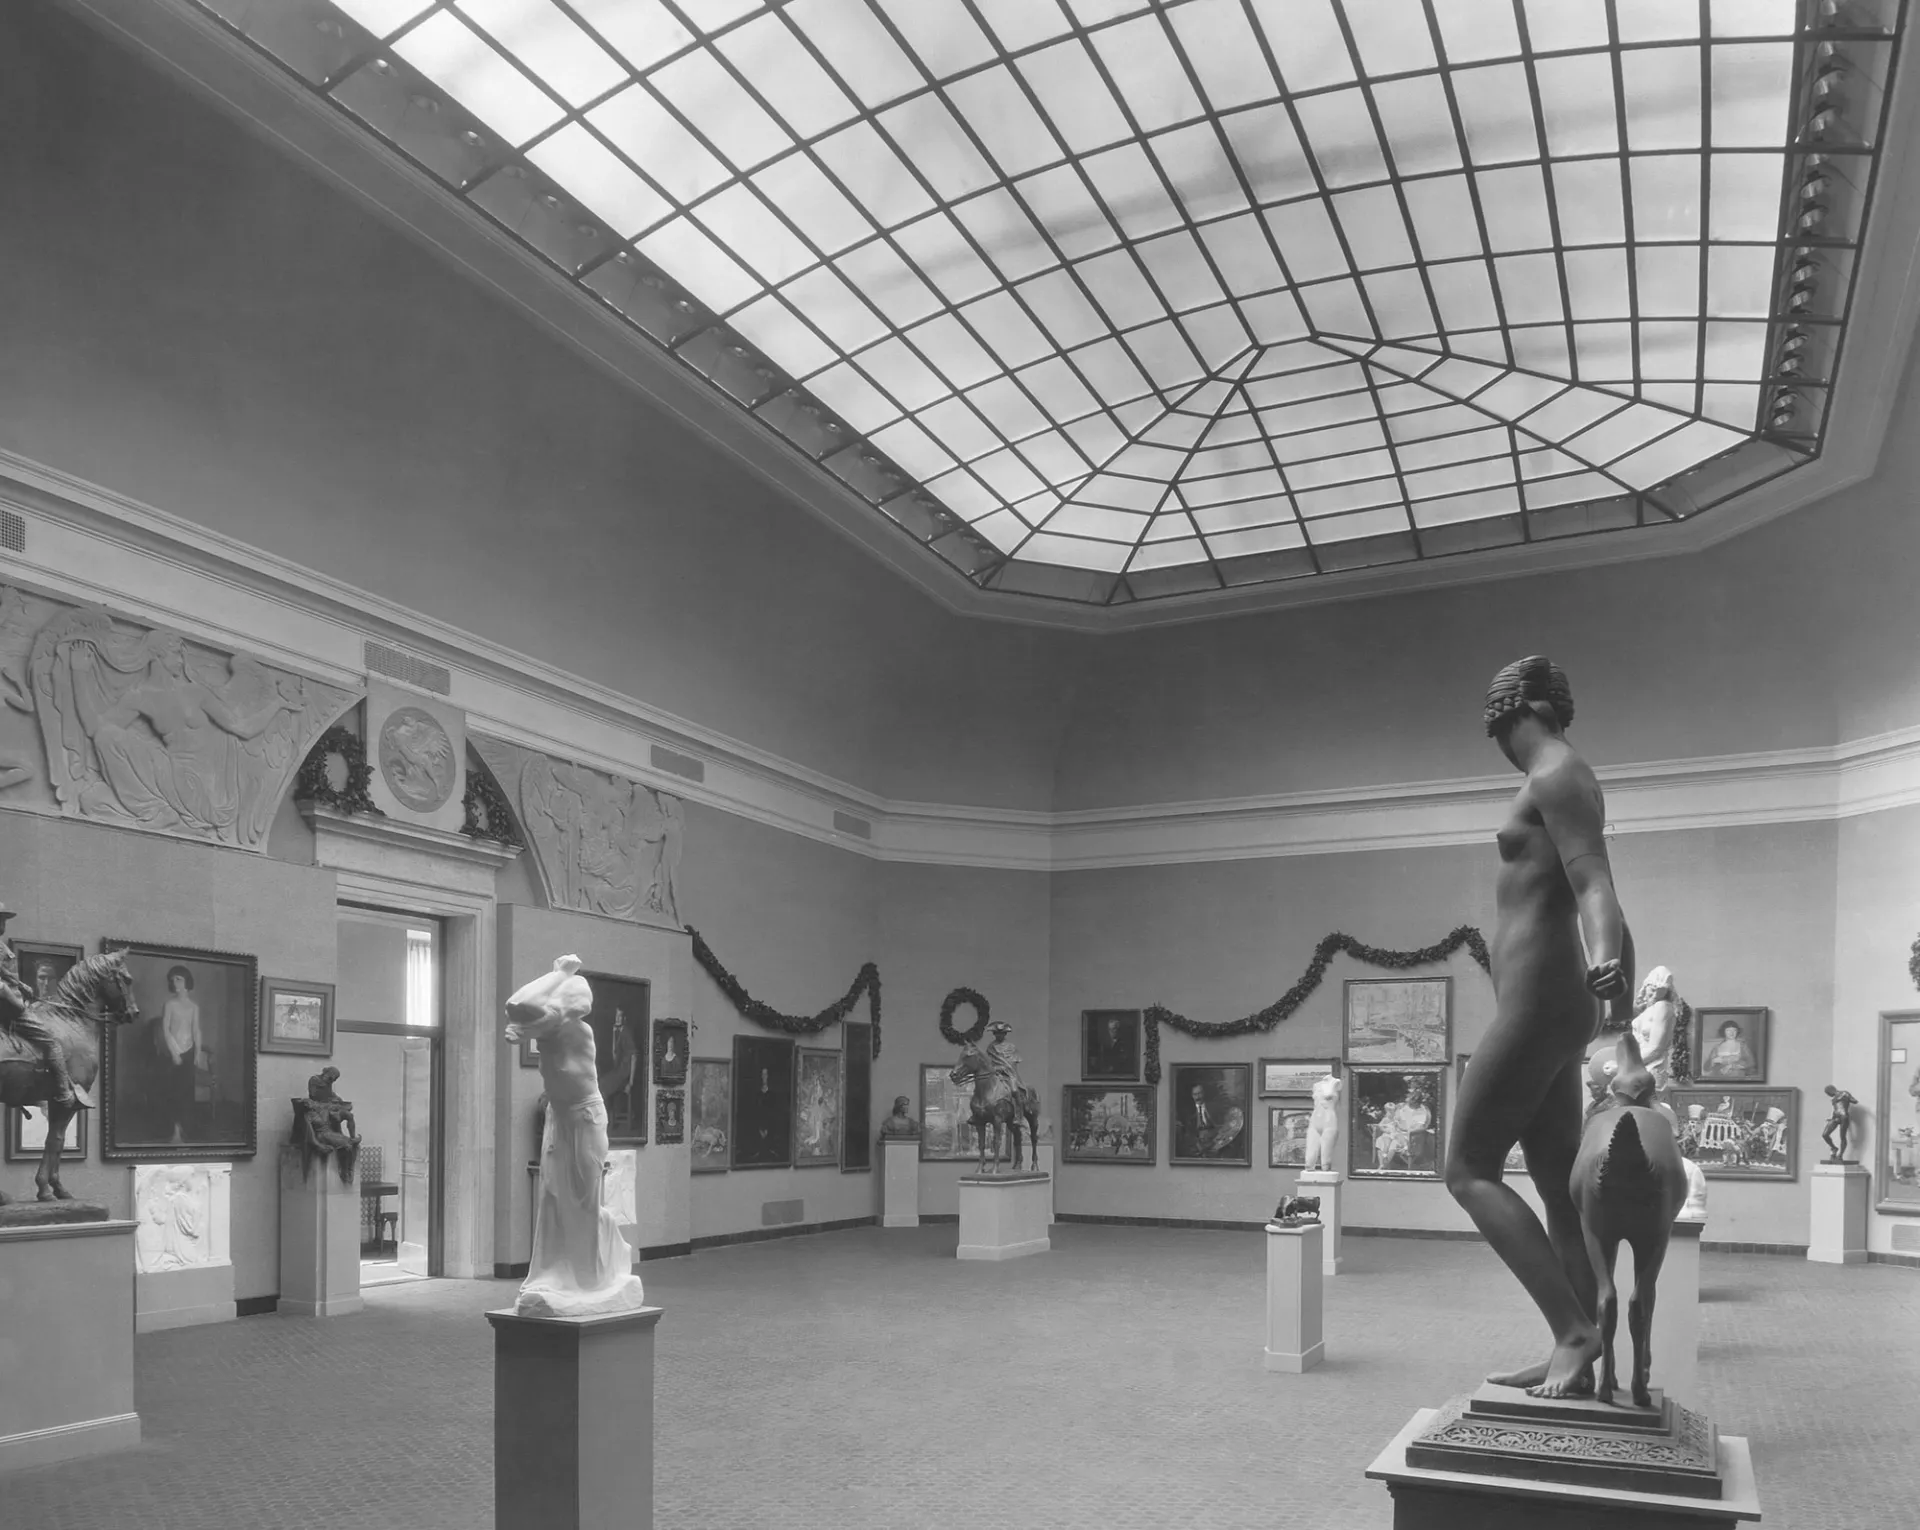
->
[364,678,466,831]
[469,736,681,927]
[0,583,357,850]
[133,1161,233,1274]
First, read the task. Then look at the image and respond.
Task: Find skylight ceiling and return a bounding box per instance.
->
[195,0,1902,607]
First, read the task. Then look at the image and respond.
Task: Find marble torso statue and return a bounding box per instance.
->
[1302,1074,1344,1173]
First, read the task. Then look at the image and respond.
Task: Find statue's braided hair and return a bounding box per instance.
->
[1484,655,1575,739]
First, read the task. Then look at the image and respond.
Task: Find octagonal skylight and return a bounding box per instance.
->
[194,0,1901,606]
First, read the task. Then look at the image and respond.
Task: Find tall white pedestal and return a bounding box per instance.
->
[881,1137,920,1228]
[1646,1219,1701,1409]
[133,1162,236,1332]
[489,1305,661,1530]
[1263,1220,1324,1372]
[956,1172,1050,1260]
[1296,1168,1344,1274]
[0,1215,140,1471]
[278,1144,363,1317]
[1808,1161,1869,1265]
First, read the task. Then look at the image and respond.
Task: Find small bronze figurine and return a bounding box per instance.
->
[1821,1084,1859,1163]
[291,1066,360,1184]
[877,1094,919,1138]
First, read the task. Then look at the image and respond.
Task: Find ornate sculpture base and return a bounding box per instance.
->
[1808,1161,1869,1265]
[956,1172,1050,1261]
[1368,1386,1760,1529]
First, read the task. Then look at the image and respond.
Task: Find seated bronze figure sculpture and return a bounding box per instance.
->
[291,1066,360,1184]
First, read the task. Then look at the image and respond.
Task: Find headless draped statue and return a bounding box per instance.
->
[504,956,645,1318]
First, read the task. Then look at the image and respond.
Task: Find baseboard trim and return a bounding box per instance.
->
[1055,1212,1267,1232]
[234,1295,279,1317]
[689,1215,877,1252]
[639,1241,693,1261]
[1346,1225,1484,1242]
[1700,1240,1809,1256]
[921,1212,959,1225]
[1867,1250,1920,1269]
[0,1412,141,1472]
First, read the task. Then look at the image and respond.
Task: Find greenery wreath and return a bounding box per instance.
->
[938,987,991,1046]
[293,724,381,818]
[1910,933,1920,993]
[687,928,880,1055]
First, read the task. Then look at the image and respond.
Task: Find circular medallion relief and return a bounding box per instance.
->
[378,706,457,813]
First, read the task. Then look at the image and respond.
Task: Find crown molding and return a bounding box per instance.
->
[4,447,1917,875]
[54,0,1920,633]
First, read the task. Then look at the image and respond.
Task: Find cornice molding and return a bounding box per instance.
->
[54,0,1920,633]
[4,449,1917,874]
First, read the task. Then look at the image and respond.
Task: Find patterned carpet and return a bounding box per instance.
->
[4,1224,1914,1529]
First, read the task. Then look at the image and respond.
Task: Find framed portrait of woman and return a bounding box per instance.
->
[1692,1007,1769,1084]
[101,941,258,1162]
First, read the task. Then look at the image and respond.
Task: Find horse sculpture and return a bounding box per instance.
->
[0,951,142,1202]
[949,1046,1040,1175]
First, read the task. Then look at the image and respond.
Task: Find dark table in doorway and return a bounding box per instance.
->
[360,1180,399,1257]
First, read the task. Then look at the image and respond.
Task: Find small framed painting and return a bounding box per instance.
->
[652,1017,688,1088]
[655,1090,685,1145]
[14,941,84,1005]
[6,1104,87,1162]
[689,1057,730,1174]
[1169,1062,1251,1167]
[1456,1053,1525,1174]
[1669,1086,1798,1180]
[1259,1058,1337,1098]
[1350,1066,1445,1179]
[1266,1103,1312,1168]
[1081,1009,1142,1082]
[1062,1085,1155,1164]
[793,1047,843,1168]
[1345,978,1450,1065]
[1692,1008,1769,1084]
[1876,1012,1920,1214]
[517,1032,541,1068]
[259,978,335,1057]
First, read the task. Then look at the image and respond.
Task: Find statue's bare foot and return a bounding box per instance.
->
[1525,1331,1602,1399]
[1487,1359,1550,1389]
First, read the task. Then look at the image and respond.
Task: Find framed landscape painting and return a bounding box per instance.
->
[6,1103,86,1162]
[794,1047,843,1168]
[1081,1009,1142,1082]
[1669,1086,1798,1180]
[919,1062,983,1163]
[689,1057,730,1174]
[1062,1084,1155,1165]
[586,974,650,1148]
[1169,1062,1251,1166]
[1260,1058,1337,1098]
[1267,1103,1312,1168]
[101,941,258,1162]
[1350,1066,1444,1179]
[1692,1007,1769,1084]
[1344,978,1450,1065]
[1878,1012,1920,1214]
[731,1035,795,1169]
[260,978,334,1057]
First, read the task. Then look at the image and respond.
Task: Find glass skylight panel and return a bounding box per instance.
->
[455,0,623,107]
[392,10,563,145]
[717,14,860,139]
[566,0,693,74]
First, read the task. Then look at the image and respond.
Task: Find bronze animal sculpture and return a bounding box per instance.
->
[949,1036,1040,1175]
[0,951,142,1201]
[1273,1195,1321,1224]
[1570,1028,1689,1408]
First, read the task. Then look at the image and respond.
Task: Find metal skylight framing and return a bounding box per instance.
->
[189,0,1904,607]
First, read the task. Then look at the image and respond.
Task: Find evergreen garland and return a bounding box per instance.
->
[688,927,880,1055]
[1910,933,1920,994]
[293,725,381,818]
[1142,926,1491,1084]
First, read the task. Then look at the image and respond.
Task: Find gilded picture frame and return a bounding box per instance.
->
[1168,1062,1251,1167]
[1876,1011,1920,1215]
[259,977,335,1057]
[1061,1084,1155,1165]
[1081,1009,1142,1082]
[1692,1006,1769,1085]
[1349,1065,1445,1179]
[1668,1086,1799,1181]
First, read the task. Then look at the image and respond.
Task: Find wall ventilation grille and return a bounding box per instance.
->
[364,640,451,696]
[649,745,706,783]
[1895,1224,1920,1253]
[0,510,24,554]
[832,811,873,840]
[761,1199,803,1227]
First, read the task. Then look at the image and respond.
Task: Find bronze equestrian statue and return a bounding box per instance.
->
[0,950,142,1201]
[949,1021,1040,1174]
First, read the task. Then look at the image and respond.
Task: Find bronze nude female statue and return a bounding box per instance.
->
[1446,656,1634,1399]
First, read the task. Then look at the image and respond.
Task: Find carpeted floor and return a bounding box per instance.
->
[5,1224,1915,1529]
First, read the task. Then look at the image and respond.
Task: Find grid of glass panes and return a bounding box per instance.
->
[194,0,1897,596]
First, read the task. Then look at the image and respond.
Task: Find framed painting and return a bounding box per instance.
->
[259,978,335,1057]
[517,1031,541,1068]
[586,974,650,1148]
[1456,1054,1525,1173]
[101,941,258,1161]
[794,1047,843,1168]
[1349,1066,1445,1179]
[919,1062,984,1163]
[6,1103,86,1162]
[1081,1009,1142,1082]
[689,1057,730,1174]
[655,1090,685,1145]
[1062,1084,1155,1165]
[1692,1007,1769,1084]
[1267,1102,1312,1168]
[1876,1012,1920,1214]
[1169,1062,1251,1167]
[1260,1057,1338,1098]
[14,941,83,1005]
[841,1021,873,1173]
[1668,1086,1799,1180]
[731,1035,794,1169]
[1344,977,1451,1065]
[652,1017,688,1088]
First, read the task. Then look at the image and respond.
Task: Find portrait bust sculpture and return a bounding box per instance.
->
[878,1094,919,1138]
[290,1066,360,1184]
[504,956,645,1318]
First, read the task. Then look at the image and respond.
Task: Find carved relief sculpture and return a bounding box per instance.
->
[470,737,681,926]
[132,1162,233,1275]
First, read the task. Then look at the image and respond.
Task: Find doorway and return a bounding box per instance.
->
[333,907,444,1286]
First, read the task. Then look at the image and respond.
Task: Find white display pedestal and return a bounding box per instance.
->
[1808,1161,1869,1265]
[489,1305,661,1530]
[278,1144,363,1317]
[956,1172,1051,1260]
[133,1162,236,1333]
[1296,1168,1344,1274]
[1646,1219,1701,1409]
[1035,1142,1055,1223]
[0,1215,140,1471]
[881,1137,920,1228]
[1263,1220,1325,1372]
